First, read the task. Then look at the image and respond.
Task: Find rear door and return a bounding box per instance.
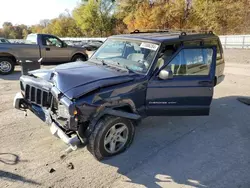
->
[146,46,217,116]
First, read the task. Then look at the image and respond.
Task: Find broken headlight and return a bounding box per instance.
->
[58,103,70,118]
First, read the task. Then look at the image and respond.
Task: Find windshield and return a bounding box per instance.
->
[90,39,159,74]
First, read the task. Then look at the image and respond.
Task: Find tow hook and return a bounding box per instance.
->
[50,122,81,151]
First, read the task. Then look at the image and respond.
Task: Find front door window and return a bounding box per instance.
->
[42,36,63,48]
[164,48,213,76]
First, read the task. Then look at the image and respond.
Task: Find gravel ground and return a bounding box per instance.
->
[0,49,250,188]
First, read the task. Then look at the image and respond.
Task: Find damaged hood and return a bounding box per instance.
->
[29,61,135,99]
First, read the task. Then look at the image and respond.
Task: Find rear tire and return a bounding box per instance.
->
[71,54,87,62]
[87,116,135,161]
[0,57,15,75]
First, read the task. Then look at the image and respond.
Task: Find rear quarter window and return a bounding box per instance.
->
[204,39,222,59]
[183,40,202,47]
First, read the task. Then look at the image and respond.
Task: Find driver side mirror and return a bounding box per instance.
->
[159,69,173,80]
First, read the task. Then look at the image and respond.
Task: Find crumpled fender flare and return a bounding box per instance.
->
[94,108,141,122]
[82,104,141,141]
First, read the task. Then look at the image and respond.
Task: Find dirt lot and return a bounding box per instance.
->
[0,49,250,188]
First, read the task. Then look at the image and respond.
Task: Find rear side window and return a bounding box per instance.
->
[204,39,222,59]
[26,35,37,44]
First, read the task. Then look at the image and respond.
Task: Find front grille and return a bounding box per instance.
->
[25,84,51,107]
[20,81,24,91]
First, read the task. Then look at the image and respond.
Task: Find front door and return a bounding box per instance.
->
[146,46,217,116]
[41,35,70,63]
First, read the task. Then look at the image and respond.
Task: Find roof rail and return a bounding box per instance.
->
[130,29,214,35]
[130,29,170,34]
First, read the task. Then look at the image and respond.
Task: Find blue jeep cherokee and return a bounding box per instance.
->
[14,30,225,160]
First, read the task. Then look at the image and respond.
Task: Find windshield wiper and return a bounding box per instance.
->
[120,64,136,74]
[91,58,111,67]
[91,58,136,73]
[89,58,104,65]
[112,61,136,74]
[101,59,108,66]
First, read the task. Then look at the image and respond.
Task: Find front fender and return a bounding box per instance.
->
[79,107,141,141]
[96,98,137,114]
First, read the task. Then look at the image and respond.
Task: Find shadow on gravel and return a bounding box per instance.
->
[0,63,57,81]
[237,97,250,105]
[0,170,41,185]
[0,153,37,185]
[0,70,21,81]
[102,96,250,188]
[0,153,28,165]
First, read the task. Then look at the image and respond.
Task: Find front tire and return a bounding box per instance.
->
[0,57,15,75]
[87,116,135,161]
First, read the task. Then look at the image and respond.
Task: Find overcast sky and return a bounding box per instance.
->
[0,0,80,27]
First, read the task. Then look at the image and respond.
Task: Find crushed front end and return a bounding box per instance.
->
[14,75,82,150]
[13,61,139,154]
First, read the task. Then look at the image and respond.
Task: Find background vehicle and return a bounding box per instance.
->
[0,38,10,44]
[82,41,103,57]
[14,30,225,160]
[0,33,88,75]
[82,41,103,51]
[63,40,103,58]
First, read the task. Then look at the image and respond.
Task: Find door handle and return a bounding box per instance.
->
[198,81,212,86]
[46,48,50,51]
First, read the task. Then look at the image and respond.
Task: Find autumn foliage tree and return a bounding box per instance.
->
[190,0,249,34]
[43,14,83,37]
[118,0,250,34]
[121,0,190,31]
[73,0,115,36]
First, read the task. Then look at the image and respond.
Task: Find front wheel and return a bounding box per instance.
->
[87,116,135,161]
[0,57,15,75]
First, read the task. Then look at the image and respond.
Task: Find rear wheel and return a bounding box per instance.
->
[71,54,87,62]
[87,116,135,161]
[0,57,15,75]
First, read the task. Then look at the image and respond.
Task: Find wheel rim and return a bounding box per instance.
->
[0,61,12,73]
[76,58,83,61]
[104,123,129,154]
[75,57,85,61]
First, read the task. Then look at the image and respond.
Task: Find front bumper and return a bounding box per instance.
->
[13,92,81,149]
[14,92,51,123]
[13,92,26,110]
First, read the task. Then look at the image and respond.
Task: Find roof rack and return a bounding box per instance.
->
[130,29,170,34]
[130,29,214,35]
